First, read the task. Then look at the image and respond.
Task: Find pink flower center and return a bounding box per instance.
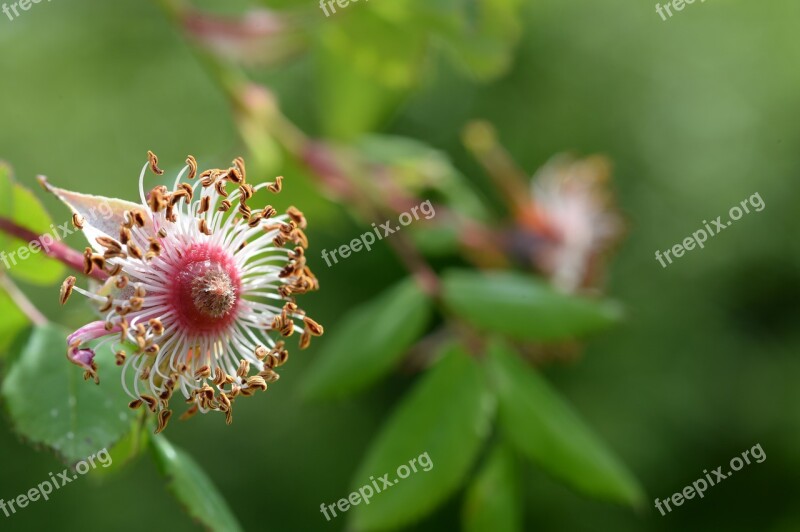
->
[168,243,241,335]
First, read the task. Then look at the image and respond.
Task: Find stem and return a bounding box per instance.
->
[0,271,47,326]
[0,217,107,282]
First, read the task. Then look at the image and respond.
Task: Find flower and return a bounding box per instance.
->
[518,155,624,293]
[47,152,322,433]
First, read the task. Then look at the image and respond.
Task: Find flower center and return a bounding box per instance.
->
[168,244,241,335]
[191,267,236,318]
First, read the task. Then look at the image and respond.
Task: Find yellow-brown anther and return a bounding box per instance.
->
[115,275,128,290]
[99,295,114,313]
[215,179,229,198]
[254,345,268,360]
[128,399,143,410]
[60,276,76,305]
[262,205,277,219]
[157,227,168,238]
[198,195,211,214]
[147,150,164,175]
[134,285,146,298]
[132,211,146,227]
[127,242,143,260]
[115,351,126,366]
[236,359,250,379]
[129,297,144,312]
[72,213,85,229]
[178,183,194,202]
[186,155,198,179]
[119,226,132,245]
[218,199,232,212]
[106,263,123,276]
[259,369,280,383]
[194,365,212,380]
[83,247,94,275]
[155,409,172,434]
[287,206,307,229]
[97,236,122,251]
[233,157,246,181]
[268,175,283,194]
[149,318,164,336]
[198,219,212,236]
[304,317,324,336]
[141,395,158,412]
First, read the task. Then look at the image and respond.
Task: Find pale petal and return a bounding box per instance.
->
[39,177,153,254]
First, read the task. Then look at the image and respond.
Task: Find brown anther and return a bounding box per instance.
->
[129,297,144,312]
[155,409,172,434]
[259,369,280,383]
[145,343,160,355]
[262,206,277,218]
[128,399,143,410]
[268,175,283,194]
[147,150,164,175]
[72,213,85,230]
[149,318,164,335]
[215,179,229,198]
[114,275,128,290]
[148,239,162,254]
[177,183,194,202]
[186,155,198,179]
[236,359,250,379]
[198,218,212,236]
[213,367,226,387]
[247,213,263,228]
[233,157,246,181]
[115,351,126,366]
[99,295,114,312]
[165,204,177,223]
[299,330,311,350]
[218,200,232,212]
[304,317,324,336]
[141,395,158,412]
[119,227,132,245]
[238,203,252,220]
[225,167,242,184]
[198,195,211,214]
[105,263,123,276]
[59,276,76,305]
[238,184,254,201]
[194,365,212,379]
[139,366,151,380]
[287,206,307,229]
[83,247,94,275]
[96,236,121,251]
[127,242,143,260]
[132,211,146,227]
[134,285,146,298]
[157,227,168,238]
[254,345,268,360]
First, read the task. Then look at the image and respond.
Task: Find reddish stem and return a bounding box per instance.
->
[0,217,108,281]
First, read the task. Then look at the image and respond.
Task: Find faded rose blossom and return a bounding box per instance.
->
[48,153,322,433]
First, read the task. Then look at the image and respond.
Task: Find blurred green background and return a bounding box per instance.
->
[1,0,799,530]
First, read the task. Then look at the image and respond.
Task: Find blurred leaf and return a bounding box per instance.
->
[462,442,523,532]
[357,134,490,220]
[302,278,432,400]
[0,164,65,285]
[89,414,151,479]
[314,10,428,140]
[0,288,29,354]
[442,270,623,341]
[350,344,495,531]
[1,324,135,463]
[151,435,243,532]
[486,341,644,506]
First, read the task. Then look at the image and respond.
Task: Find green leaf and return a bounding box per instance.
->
[0,164,65,285]
[151,435,243,532]
[442,270,623,341]
[486,341,644,506]
[301,278,432,400]
[462,443,523,532]
[0,324,135,463]
[89,414,151,479]
[314,9,427,140]
[0,288,29,354]
[349,345,495,531]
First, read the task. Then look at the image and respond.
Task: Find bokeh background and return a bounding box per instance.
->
[1,0,799,530]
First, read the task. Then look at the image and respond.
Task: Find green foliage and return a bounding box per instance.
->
[486,340,643,506]
[301,278,433,400]
[0,164,65,285]
[150,436,244,532]
[462,443,522,532]
[442,270,624,341]
[1,324,134,463]
[0,289,28,354]
[349,345,495,531]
